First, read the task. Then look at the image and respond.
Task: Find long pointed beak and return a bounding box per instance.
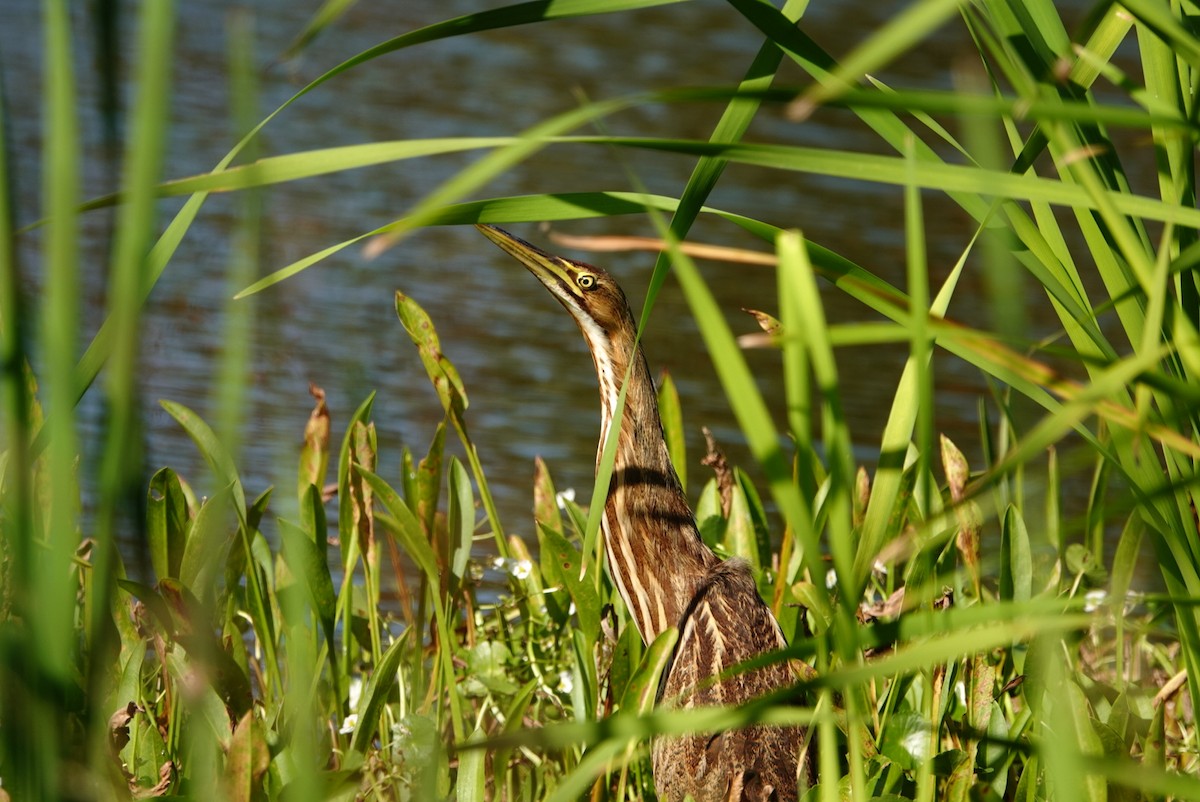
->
[475,224,575,289]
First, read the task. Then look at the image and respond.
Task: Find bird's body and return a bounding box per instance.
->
[479,226,810,801]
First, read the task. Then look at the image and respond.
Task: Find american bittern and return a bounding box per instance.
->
[478,225,812,802]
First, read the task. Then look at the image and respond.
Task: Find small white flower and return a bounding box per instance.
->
[568,602,577,616]
[347,675,363,710]
[491,556,532,579]
[1084,590,1107,613]
[339,713,358,734]
[556,670,574,695]
[555,488,576,510]
[825,569,838,590]
[901,726,928,762]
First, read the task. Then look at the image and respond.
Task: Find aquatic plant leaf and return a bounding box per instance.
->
[161,399,246,522]
[532,456,564,535]
[537,523,600,644]
[456,724,487,802]
[298,383,331,500]
[165,648,233,749]
[878,711,930,771]
[359,465,440,592]
[736,467,772,570]
[348,634,407,757]
[724,483,758,570]
[278,518,336,653]
[1013,753,1040,802]
[223,710,268,802]
[179,482,237,598]
[395,291,467,421]
[1060,680,1107,802]
[657,371,686,491]
[464,641,519,696]
[1109,516,1143,617]
[619,627,678,714]
[447,457,474,588]
[335,392,375,553]
[1000,505,1032,603]
[416,422,446,540]
[607,624,641,707]
[695,478,726,551]
[147,466,189,582]
[298,481,327,548]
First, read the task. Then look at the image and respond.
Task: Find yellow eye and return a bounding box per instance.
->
[578,274,596,290]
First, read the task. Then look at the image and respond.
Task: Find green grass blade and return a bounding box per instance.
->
[793,0,964,113]
[37,0,82,692]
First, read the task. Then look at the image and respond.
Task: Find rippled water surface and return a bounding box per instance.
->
[4,1,1102,581]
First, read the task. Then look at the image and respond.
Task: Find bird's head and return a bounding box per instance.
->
[476,225,636,340]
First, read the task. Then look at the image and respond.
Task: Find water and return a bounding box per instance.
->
[3,1,1104,582]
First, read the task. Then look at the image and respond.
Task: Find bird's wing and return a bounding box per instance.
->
[654,559,805,802]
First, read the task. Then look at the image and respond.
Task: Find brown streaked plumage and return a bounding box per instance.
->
[478,225,813,802]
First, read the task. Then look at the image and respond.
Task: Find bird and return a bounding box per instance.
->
[477,225,812,802]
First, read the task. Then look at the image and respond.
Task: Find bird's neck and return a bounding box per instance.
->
[590,333,718,644]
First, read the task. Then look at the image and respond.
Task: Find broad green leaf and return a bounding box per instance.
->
[416,422,446,538]
[278,517,337,653]
[537,522,601,644]
[348,635,407,757]
[456,725,487,802]
[725,483,757,568]
[223,711,268,802]
[179,482,237,597]
[359,466,440,592]
[657,371,686,490]
[1058,680,1107,802]
[736,468,773,570]
[532,456,564,535]
[167,649,233,749]
[147,467,189,582]
[1109,517,1144,616]
[463,641,519,696]
[619,627,678,713]
[695,478,726,551]
[161,399,247,522]
[878,711,931,771]
[1000,505,1032,603]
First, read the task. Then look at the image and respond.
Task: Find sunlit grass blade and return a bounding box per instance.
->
[776,231,852,602]
[37,0,82,696]
[212,11,261,461]
[791,0,963,114]
[278,0,358,61]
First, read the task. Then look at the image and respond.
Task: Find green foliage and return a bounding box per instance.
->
[5,0,1200,799]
